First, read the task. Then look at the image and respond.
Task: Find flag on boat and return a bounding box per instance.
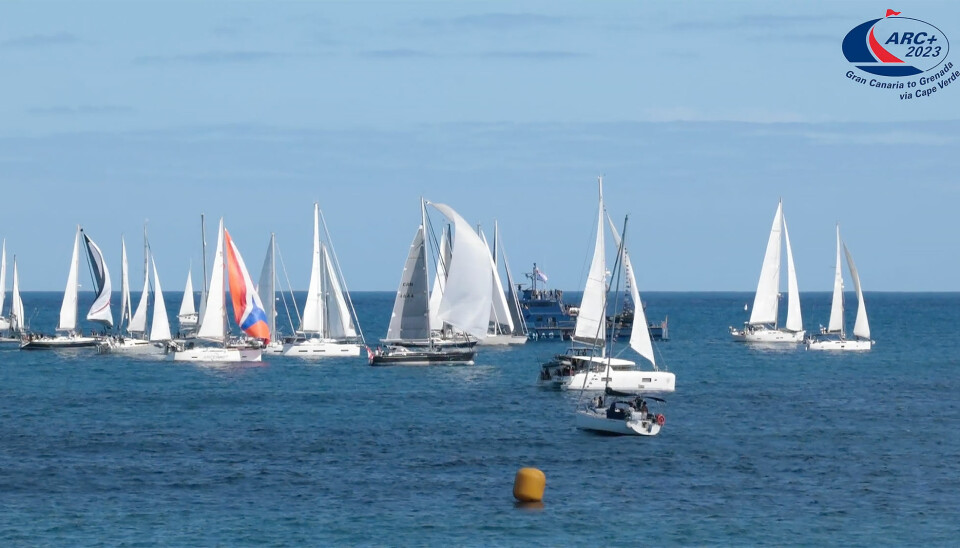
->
[534,266,548,282]
[224,228,271,343]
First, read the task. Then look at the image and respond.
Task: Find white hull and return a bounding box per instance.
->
[806,338,872,351]
[173,347,262,362]
[575,406,662,436]
[477,333,528,346]
[557,368,676,393]
[730,326,805,343]
[282,339,363,358]
[263,341,285,354]
[98,338,168,355]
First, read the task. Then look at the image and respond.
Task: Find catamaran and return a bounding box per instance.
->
[369,199,492,365]
[22,227,112,350]
[173,219,268,362]
[806,225,873,351]
[730,200,804,343]
[282,203,365,358]
[538,178,675,393]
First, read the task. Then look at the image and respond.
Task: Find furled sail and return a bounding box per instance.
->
[83,231,113,328]
[386,226,431,341]
[429,202,494,340]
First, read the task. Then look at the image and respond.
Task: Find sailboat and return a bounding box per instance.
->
[0,240,9,333]
[730,200,805,343]
[22,227,112,349]
[477,223,527,345]
[178,269,198,334]
[538,178,675,393]
[102,229,161,354]
[806,225,873,351]
[282,203,365,358]
[8,257,26,340]
[369,199,492,365]
[173,219,267,362]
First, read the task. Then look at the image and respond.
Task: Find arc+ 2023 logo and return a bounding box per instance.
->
[842,9,958,100]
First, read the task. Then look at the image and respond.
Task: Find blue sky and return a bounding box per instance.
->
[1,1,957,291]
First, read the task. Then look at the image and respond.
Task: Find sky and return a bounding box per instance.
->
[0,1,958,292]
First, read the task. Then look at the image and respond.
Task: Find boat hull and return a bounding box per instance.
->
[730,326,805,343]
[98,338,168,355]
[282,340,363,358]
[558,369,676,392]
[806,338,872,351]
[369,348,475,366]
[173,347,262,362]
[477,334,528,346]
[575,407,662,436]
[21,335,99,350]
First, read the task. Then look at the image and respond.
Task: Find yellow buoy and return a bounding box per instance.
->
[513,467,546,503]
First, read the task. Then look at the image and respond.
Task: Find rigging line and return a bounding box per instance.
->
[318,205,365,344]
[274,240,300,334]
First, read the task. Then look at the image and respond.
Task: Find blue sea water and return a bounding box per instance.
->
[1,291,958,546]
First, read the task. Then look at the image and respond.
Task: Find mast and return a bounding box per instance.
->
[200,214,208,317]
[421,196,431,325]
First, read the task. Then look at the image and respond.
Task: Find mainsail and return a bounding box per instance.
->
[257,234,277,340]
[573,182,607,345]
[783,215,803,332]
[301,204,325,335]
[480,229,514,334]
[119,238,132,330]
[197,219,226,342]
[322,242,356,338]
[386,225,431,341]
[749,201,783,326]
[179,270,196,320]
[428,225,452,331]
[57,227,81,333]
[10,258,24,333]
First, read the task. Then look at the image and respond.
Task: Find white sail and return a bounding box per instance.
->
[429,202,493,340]
[128,270,150,334]
[843,242,870,340]
[606,214,655,367]
[428,225,451,331]
[573,184,607,345]
[0,240,6,315]
[149,258,172,342]
[826,225,844,334]
[481,230,514,334]
[11,258,24,333]
[322,243,356,338]
[179,270,196,318]
[257,234,277,339]
[749,201,783,326]
[301,204,324,335]
[782,216,803,332]
[120,238,132,330]
[197,219,225,341]
[57,227,81,333]
[497,224,527,336]
[386,225,431,341]
[83,232,114,328]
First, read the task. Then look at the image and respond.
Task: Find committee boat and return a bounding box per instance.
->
[806,225,873,351]
[730,199,804,343]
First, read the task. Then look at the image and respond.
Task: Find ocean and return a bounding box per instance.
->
[1,291,958,545]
